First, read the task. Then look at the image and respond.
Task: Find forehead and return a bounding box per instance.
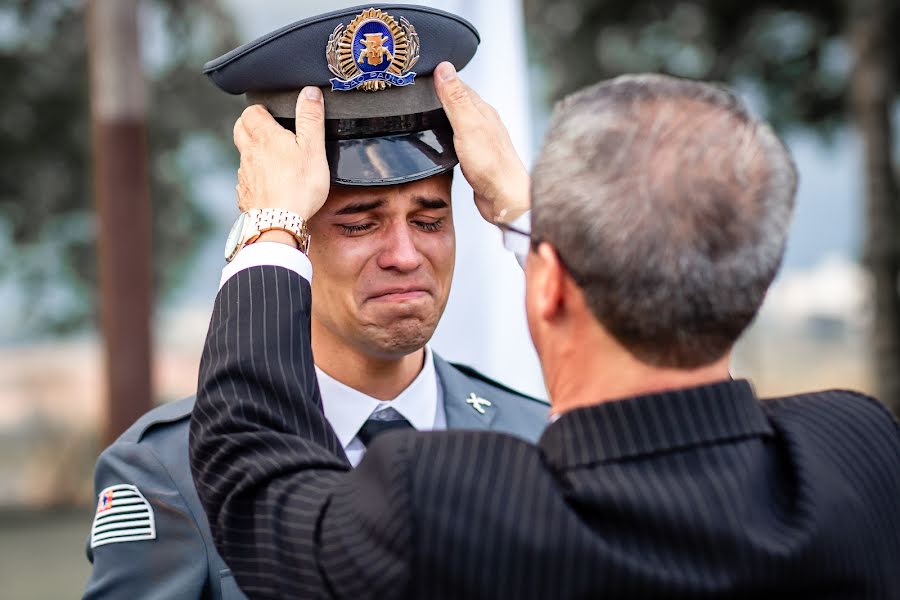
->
[324,174,453,210]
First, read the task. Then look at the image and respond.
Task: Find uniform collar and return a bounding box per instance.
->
[539,379,773,470]
[433,353,499,430]
[317,346,439,449]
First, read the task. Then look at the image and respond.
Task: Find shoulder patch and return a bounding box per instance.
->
[450,362,549,406]
[90,484,156,549]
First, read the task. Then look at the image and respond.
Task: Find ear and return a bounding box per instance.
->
[530,242,566,322]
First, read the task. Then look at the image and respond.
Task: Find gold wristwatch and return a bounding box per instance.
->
[224,208,310,262]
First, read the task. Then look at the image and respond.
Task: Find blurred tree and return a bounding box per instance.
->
[848,0,900,418]
[0,0,241,336]
[524,0,900,414]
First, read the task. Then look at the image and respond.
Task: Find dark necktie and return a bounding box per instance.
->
[357,407,414,447]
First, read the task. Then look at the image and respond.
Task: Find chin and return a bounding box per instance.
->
[361,314,439,358]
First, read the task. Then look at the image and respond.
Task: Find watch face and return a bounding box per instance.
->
[224,212,247,261]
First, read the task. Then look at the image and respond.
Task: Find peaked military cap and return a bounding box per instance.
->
[204,4,480,186]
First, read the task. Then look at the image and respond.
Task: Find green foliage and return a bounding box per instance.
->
[524,0,898,135]
[0,0,241,336]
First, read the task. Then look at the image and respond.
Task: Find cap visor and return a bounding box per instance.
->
[325,126,457,186]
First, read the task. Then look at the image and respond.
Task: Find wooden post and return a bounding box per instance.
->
[849,0,900,415]
[86,0,154,444]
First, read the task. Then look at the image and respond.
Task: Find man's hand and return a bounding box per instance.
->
[233,87,330,223]
[434,61,529,224]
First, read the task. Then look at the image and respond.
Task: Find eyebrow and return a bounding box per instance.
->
[334,199,385,216]
[415,197,449,210]
[333,196,449,216]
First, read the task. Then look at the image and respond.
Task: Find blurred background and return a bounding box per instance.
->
[1,0,897,597]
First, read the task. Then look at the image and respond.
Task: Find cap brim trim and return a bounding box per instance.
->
[325,127,457,186]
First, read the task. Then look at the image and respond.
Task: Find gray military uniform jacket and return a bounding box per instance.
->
[83,354,548,599]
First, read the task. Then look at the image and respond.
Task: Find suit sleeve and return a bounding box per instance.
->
[83,441,208,600]
[189,265,413,600]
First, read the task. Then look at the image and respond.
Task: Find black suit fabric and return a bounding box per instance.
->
[190,265,900,599]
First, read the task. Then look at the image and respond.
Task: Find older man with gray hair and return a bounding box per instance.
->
[190,65,900,598]
[524,74,797,387]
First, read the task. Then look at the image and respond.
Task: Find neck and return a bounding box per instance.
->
[311,320,425,401]
[543,323,732,416]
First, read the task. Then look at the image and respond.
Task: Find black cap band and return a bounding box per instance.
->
[274,108,450,140]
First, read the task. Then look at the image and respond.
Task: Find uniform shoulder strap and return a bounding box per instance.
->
[115,396,196,443]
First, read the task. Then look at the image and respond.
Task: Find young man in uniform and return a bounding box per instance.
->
[82,6,545,599]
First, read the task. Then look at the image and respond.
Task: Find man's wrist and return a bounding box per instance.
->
[256,229,300,248]
[494,176,530,223]
[494,201,529,224]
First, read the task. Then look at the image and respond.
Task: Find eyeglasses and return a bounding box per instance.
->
[496,221,535,258]
[496,221,587,286]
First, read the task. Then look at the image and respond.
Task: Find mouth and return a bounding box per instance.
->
[366,287,432,303]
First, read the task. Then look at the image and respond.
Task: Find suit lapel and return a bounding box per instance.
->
[434,353,499,431]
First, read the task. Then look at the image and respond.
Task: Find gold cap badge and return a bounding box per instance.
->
[326,8,420,92]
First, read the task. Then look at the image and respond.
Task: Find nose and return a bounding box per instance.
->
[376,221,424,273]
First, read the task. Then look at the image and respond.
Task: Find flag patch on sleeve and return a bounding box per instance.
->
[90,484,156,549]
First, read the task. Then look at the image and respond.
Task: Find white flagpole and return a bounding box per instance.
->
[427,0,546,398]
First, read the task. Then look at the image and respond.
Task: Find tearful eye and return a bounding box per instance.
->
[414,219,444,232]
[338,223,375,235]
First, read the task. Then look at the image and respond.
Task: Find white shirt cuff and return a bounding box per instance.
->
[511,210,531,234]
[510,210,531,269]
[219,242,313,290]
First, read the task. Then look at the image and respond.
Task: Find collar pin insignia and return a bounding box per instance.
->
[466,393,492,415]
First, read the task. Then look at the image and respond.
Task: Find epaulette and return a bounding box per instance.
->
[117,396,195,444]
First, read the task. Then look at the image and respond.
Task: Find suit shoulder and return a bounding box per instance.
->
[763,389,900,454]
[401,430,551,512]
[449,361,549,409]
[763,388,898,427]
[115,396,195,445]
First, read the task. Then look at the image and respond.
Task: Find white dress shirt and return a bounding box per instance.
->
[510,210,531,269]
[511,210,531,233]
[220,241,314,287]
[317,346,446,466]
[219,241,448,466]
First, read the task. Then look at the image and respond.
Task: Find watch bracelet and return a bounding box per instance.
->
[252,208,310,254]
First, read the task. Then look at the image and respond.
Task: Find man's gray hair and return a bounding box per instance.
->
[531,74,797,368]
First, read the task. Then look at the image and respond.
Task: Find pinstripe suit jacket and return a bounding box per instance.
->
[191,265,900,599]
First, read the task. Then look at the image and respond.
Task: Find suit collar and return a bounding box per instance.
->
[539,379,773,470]
[434,353,499,431]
